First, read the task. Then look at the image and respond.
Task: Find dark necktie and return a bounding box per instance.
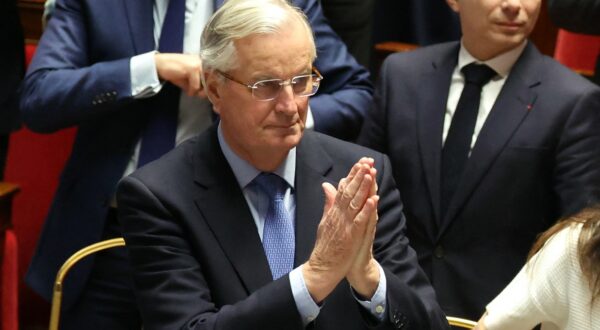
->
[253,173,295,280]
[441,63,496,217]
[138,0,185,167]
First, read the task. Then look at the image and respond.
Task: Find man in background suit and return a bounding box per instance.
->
[19,0,372,328]
[0,0,24,179]
[359,0,600,320]
[320,0,375,68]
[117,1,448,329]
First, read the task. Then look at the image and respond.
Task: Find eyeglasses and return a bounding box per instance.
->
[217,67,323,101]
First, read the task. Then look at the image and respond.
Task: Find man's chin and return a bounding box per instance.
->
[271,130,303,150]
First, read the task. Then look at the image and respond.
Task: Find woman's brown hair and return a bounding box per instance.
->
[528,205,600,302]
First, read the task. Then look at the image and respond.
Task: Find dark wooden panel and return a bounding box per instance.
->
[0,182,19,230]
[530,0,558,57]
[17,0,44,42]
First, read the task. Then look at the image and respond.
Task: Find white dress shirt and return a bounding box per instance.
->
[443,41,528,150]
[125,0,214,178]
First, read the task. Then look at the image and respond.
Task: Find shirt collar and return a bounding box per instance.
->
[217,123,296,189]
[458,40,527,78]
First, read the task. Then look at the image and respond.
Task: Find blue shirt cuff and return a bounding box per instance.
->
[352,262,387,321]
[290,266,321,326]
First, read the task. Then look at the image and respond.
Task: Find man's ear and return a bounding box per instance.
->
[446,0,459,13]
[203,69,222,114]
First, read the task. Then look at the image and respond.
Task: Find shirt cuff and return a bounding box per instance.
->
[130,51,163,98]
[352,262,387,321]
[290,266,321,326]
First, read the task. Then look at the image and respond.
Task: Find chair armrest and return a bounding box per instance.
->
[0,182,20,231]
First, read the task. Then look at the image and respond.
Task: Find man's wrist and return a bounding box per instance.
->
[302,260,341,303]
[290,266,321,326]
[348,259,380,300]
[353,262,387,321]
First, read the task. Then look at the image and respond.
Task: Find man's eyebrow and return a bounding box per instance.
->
[250,66,312,81]
[252,74,276,81]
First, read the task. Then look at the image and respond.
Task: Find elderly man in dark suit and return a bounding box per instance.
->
[359,0,600,321]
[20,0,373,327]
[117,0,448,329]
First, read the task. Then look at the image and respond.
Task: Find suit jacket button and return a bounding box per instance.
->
[392,312,401,327]
[434,245,444,259]
[399,315,407,328]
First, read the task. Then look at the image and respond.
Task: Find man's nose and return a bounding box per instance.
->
[501,0,522,17]
[274,84,297,114]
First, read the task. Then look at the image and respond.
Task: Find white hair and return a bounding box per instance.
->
[200,0,316,72]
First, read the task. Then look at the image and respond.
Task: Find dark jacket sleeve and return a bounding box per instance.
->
[296,0,374,141]
[117,174,306,330]
[19,0,134,133]
[373,153,449,329]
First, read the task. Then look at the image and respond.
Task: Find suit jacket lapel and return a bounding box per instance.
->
[417,44,459,228]
[191,129,334,292]
[440,43,540,235]
[294,132,334,266]
[123,0,155,54]
[193,126,273,293]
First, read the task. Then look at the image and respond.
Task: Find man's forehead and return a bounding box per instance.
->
[232,31,314,78]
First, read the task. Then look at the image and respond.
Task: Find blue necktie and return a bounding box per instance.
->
[138,0,185,167]
[441,63,496,217]
[253,173,295,280]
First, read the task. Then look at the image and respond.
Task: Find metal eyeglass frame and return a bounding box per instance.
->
[217,66,323,101]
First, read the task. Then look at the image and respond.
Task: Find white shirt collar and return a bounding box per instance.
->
[458,40,527,78]
[217,123,296,190]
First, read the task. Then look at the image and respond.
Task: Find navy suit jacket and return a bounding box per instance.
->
[358,41,600,319]
[21,0,372,307]
[116,125,448,330]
